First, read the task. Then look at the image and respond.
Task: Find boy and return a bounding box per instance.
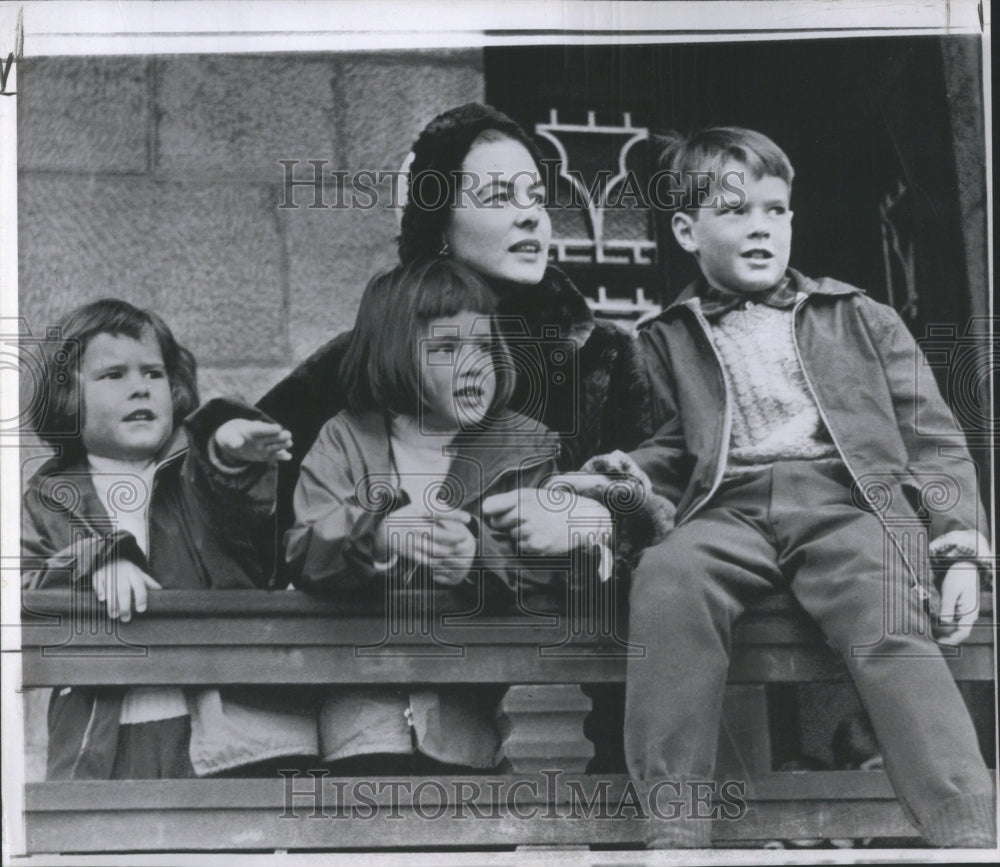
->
[623,127,994,847]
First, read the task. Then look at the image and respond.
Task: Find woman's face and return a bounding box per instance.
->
[444,135,552,286]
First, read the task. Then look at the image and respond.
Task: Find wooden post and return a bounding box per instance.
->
[497,684,594,773]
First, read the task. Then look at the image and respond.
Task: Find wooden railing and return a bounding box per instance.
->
[19,589,996,853]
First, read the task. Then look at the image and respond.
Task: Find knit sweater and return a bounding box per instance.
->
[706,298,837,476]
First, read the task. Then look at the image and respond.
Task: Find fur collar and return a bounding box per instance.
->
[492,266,595,348]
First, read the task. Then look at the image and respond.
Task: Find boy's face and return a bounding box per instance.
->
[79,330,174,462]
[419,311,497,432]
[672,164,793,295]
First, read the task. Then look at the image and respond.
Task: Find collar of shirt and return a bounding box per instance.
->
[698,273,797,319]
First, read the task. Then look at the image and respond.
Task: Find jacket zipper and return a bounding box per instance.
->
[677,302,733,526]
[790,295,926,599]
[790,294,856,483]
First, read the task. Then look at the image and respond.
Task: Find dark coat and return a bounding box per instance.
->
[258,266,650,584]
[23,398,275,594]
[22,398,316,779]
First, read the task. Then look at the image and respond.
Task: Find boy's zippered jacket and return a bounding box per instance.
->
[630,269,992,589]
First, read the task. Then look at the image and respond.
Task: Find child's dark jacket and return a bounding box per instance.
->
[630,269,990,581]
[23,398,274,593]
[22,398,316,779]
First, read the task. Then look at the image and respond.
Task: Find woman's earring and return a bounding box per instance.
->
[438,240,451,258]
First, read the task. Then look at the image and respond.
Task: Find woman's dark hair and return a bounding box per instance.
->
[341,258,515,421]
[35,298,199,461]
[398,103,544,264]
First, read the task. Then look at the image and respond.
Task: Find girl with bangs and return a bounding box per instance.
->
[285,258,576,773]
[22,298,317,780]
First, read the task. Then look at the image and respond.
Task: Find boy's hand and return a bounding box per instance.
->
[935,561,980,645]
[92,559,161,622]
[213,419,293,464]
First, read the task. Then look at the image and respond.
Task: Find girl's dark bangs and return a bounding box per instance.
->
[414,266,495,321]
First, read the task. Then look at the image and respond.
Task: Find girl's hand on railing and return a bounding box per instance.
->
[375,504,474,576]
[429,514,476,585]
[91,559,161,623]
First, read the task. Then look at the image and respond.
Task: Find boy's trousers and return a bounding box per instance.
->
[626,459,995,848]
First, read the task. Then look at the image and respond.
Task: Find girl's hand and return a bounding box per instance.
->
[213,419,293,464]
[482,488,613,556]
[373,501,434,563]
[430,515,476,586]
[92,559,161,622]
[377,505,474,570]
[935,561,980,645]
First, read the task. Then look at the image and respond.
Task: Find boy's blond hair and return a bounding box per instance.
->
[654,126,795,213]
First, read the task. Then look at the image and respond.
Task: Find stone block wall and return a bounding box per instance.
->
[18,50,484,398]
[17,49,484,782]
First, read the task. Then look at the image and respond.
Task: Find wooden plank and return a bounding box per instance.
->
[20,617,630,647]
[26,772,914,810]
[22,646,629,685]
[22,591,994,650]
[20,614,835,647]
[20,587,994,690]
[21,589,566,618]
[23,775,929,852]
[21,588,995,619]
[18,586,993,853]
[26,804,918,852]
[21,640,994,686]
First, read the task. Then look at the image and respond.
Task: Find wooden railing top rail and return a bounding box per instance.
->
[20,590,996,685]
[23,587,994,620]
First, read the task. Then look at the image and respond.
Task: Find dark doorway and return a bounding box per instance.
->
[486,37,980,331]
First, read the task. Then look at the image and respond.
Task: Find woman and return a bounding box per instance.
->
[259,103,659,772]
[258,103,660,772]
[259,103,653,564]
